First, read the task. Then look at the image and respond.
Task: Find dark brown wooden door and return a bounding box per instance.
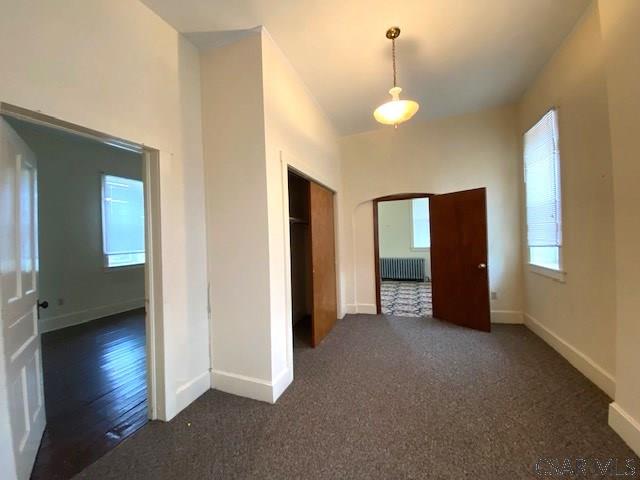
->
[429,188,490,331]
[309,181,338,346]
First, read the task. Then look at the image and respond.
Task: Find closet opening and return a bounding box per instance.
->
[287,169,338,348]
[288,171,312,348]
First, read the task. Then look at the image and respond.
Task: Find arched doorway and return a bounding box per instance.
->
[372,189,491,331]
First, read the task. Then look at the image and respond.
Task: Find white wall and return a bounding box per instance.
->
[0,0,209,421]
[518,3,617,397]
[340,105,522,323]
[200,28,341,403]
[9,121,145,333]
[200,32,274,400]
[261,29,342,395]
[377,200,431,279]
[598,0,640,456]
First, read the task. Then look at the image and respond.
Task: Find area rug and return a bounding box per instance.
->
[380,280,432,317]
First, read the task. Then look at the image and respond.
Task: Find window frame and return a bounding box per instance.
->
[100,173,146,270]
[410,197,430,251]
[523,108,566,282]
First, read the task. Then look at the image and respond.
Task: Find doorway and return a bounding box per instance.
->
[376,196,432,317]
[287,169,338,348]
[373,189,491,332]
[0,104,162,480]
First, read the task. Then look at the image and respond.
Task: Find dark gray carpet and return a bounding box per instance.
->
[75,315,638,479]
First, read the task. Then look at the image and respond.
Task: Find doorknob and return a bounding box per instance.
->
[478,263,487,269]
[38,300,49,309]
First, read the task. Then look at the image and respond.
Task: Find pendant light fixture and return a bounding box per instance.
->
[373,27,419,127]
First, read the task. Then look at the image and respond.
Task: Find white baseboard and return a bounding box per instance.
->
[211,368,292,404]
[39,298,145,333]
[609,402,640,457]
[524,313,616,397]
[491,310,524,324]
[346,303,377,315]
[175,370,211,415]
[271,368,293,402]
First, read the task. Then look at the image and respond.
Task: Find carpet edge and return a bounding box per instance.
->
[524,313,615,397]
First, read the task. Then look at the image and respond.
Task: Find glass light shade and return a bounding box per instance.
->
[374,87,419,125]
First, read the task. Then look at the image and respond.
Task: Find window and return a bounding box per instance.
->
[524,109,562,272]
[101,175,145,268]
[411,198,430,249]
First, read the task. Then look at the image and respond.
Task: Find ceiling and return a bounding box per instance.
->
[141,0,591,135]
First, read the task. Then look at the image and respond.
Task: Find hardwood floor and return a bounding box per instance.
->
[31,309,148,480]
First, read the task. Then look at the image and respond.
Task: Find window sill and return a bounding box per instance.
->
[104,264,145,272]
[528,263,566,283]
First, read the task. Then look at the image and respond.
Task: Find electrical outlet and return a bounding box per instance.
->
[490,291,498,300]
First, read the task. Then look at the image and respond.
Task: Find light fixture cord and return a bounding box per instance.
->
[392,37,397,87]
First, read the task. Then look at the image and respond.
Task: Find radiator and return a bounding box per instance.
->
[379,257,426,281]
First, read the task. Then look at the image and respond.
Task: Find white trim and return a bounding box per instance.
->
[609,402,640,457]
[281,151,338,193]
[175,371,211,414]
[271,368,293,402]
[490,310,524,324]
[346,303,377,315]
[528,263,567,282]
[279,153,295,400]
[142,149,165,421]
[524,313,615,397]
[103,263,145,273]
[211,368,291,404]
[358,304,378,314]
[38,299,145,333]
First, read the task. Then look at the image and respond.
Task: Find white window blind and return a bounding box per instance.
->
[411,198,430,249]
[102,175,145,268]
[524,109,562,270]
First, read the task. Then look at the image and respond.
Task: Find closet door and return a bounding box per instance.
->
[309,181,337,347]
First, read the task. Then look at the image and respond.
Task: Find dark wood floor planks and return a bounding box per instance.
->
[31,309,148,480]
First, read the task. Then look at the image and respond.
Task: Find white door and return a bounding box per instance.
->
[0,118,45,480]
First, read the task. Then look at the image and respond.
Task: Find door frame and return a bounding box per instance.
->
[280,151,340,379]
[0,102,165,420]
[372,193,434,314]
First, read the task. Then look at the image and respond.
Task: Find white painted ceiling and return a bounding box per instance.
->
[141,0,591,135]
